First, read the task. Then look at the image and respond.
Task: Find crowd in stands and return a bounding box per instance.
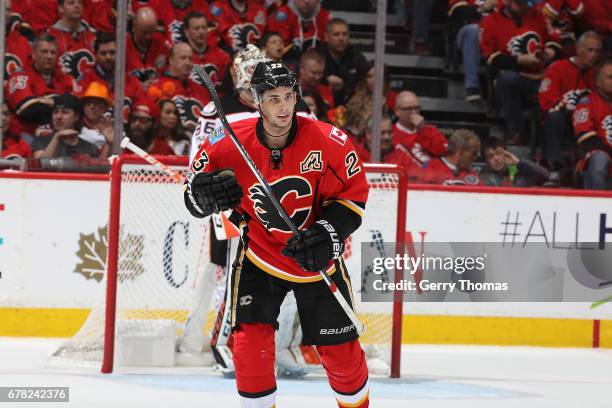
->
[0,0,610,190]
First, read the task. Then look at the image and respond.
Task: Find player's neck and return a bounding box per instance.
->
[262,123,291,148]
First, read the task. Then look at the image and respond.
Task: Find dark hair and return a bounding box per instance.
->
[94,31,115,53]
[302,90,329,122]
[326,17,349,33]
[482,136,506,154]
[33,33,57,50]
[258,31,283,49]
[596,58,612,82]
[183,11,207,31]
[156,99,186,141]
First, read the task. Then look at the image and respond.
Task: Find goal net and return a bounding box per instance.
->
[49,157,406,377]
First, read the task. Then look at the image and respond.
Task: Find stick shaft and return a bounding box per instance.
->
[120,137,182,182]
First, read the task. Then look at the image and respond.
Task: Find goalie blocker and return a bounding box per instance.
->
[185,61,370,408]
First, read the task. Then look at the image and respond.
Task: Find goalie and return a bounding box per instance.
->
[184,61,370,408]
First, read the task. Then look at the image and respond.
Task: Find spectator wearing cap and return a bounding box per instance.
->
[127,97,175,155]
[480,137,550,186]
[316,18,369,106]
[79,82,114,154]
[419,129,482,185]
[480,0,561,144]
[392,91,448,168]
[149,42,211,130]
[6,34,75,131]
[31,94,101,159]
[1,102,32,159]
[539,31,601,180]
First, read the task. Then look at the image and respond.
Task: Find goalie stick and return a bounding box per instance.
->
[192,64,365,334]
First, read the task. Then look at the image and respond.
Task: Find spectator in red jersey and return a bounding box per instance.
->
[541,0,583,49]
[76,32,146,118]
[577,0,612,53]
[354,114,414,168]
[79,81,114,151]
[539,31,601,180]
[259,31,286,62]
[1,103,32,159]
[392,91,448,168]
[481,0,561,144]
[183,11,230,90]
[154,0,211,45]
[298,50,334,110]
[5,0,33,79]
[31,94,101,159]
[344,62,394,139]
[317,18,369,106]
[419,129,481,185]
[209,0,267,53]
[480,137,550,186]
[6,34,75,129]
[126,97,175,155]
[126,7,172,87]
[149,42,211,130]
[448,0,498,101]
[10,0,58,34]
[573,59,612,190]
[47,0,96,81]
[157,99,191,155]
[267,0,331,58]
[83,0,116,32]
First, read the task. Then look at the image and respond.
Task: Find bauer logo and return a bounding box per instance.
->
[74,225,144,283]
[320,324,355,335]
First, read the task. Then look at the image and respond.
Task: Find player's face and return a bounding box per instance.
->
[300,59,324,89]
[458,141,480,170]
[60,0,83,20]
[326,23,349,55]
[577,38,602,68]
[485,147,506,172]
[159,101,179,129]
[186,17,208,47]
[1,104,10,133]
[32,41,58,73]
[170,45,194,79]
[597,64,612,96]
[52,108,79,131]
[260,86,297,132]
[96,42,116,71]
[264,35,284,61]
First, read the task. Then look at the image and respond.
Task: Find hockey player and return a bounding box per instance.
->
[185,61,370,407]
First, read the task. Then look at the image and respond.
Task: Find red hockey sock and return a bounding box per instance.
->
[233,323,277,407]
[317,340,369,408]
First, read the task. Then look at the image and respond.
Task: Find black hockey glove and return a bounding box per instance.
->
[191,168,243,214]
[282,220,344,272]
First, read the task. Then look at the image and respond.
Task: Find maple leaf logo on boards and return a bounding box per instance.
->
[74,225,145,282]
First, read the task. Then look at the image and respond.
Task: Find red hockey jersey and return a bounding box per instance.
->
[480,7,560,79]
[5,31,32,79]
[153,0,211,44]
[539,58,595,112]
[46,22,97,81]
[151,74,211,129]
[189,116,368,282]
[391,122,448,166]
[190,46,231,89]
[11,0,58,34]
[419,157,481,186]
[209,1,266,52]
[573,91,612,151]
[578,0,612,35]
[83,0,116,32]
[6,67,74,115]
[125,33,172,82]
[267,5,330,51]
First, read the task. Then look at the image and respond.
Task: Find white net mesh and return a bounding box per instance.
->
[49,162,402,374]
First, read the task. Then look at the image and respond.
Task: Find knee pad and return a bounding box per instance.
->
[317,340,369,407]
[233,323,276,397]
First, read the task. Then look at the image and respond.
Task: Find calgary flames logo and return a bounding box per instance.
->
[169,20,186,44]
[249,177,312,233]
[603,115,612,145]
[4,54,22,78]
[190,63,220,87]
[229,23,261,52]
[507,31,541,56]
[60,49,95,79]
[173,96,203,129]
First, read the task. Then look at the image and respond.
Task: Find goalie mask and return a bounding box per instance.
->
[250,61,302,105]
[233,44,270,91]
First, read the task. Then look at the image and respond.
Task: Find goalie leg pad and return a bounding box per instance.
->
[233,323,277,399]
[317,339,369,408]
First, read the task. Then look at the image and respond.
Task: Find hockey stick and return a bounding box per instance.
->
[192,65,365,334]
[120,137,183,182]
